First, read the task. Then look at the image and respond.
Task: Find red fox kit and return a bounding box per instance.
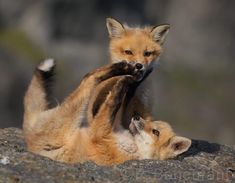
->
[23,59,191,165]
[106,18,170,126]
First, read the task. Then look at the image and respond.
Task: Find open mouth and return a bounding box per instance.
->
[129,120,138,135]
[129,116,144,136]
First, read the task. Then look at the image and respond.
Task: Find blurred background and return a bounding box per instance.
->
[0,0,234,144]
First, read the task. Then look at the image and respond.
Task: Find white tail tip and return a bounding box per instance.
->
[38,58,55,72]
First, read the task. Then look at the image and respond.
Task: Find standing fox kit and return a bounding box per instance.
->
[106,18,170,125]
[23,59,191,165]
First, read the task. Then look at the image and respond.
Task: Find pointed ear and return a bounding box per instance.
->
[106,18,125,38]
[170,136,191,157]
[150,24,170,44]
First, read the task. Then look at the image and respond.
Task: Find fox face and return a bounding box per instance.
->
[106,18,170,70]
[129,116,191,160]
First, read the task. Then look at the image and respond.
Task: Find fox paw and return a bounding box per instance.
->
[112,61,145,81]
[112,60,134,72]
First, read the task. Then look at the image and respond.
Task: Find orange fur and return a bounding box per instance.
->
[23,60,141,165]
[109,29,162,65]
[23,59,191,165]
[106,18,170,125]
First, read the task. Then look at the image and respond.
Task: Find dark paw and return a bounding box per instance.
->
[112,60,128,69]
[110,61,145,81]
[112,60,136,75]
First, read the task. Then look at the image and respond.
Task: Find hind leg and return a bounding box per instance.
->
[23,59,65,155]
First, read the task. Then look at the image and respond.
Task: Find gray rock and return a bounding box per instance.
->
[0,128,234,183]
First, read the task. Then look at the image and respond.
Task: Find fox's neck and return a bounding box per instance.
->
[114,130,139,158]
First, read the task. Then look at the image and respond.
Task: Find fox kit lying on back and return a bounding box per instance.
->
[106,18,170,127]
[23,59,191,165]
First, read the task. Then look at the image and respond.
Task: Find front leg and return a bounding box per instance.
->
[122,68,154,128]
[90,64,145,139]
[58,61,137,129]
[90,75,134,140]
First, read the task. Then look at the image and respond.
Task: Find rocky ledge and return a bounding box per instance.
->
[0,128,234,183]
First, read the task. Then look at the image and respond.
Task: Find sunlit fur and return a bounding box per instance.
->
[109,27,162,67]
[131,117,192,160]
[23,60,191,166]
[106,18,170,123]
[107,18,169,69]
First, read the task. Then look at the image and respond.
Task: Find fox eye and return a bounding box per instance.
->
[124,50,133,55]
[144,51,152,57]
[152,129,160,137]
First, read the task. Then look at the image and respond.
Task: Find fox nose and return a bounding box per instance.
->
[133,115,140,121]
[136,63,143,70]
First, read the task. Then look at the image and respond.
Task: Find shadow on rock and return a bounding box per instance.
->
[178,139,220,159]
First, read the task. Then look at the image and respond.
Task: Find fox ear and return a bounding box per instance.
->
[170,136,191,157]
[106,18,125,38]
[150,24,170,44]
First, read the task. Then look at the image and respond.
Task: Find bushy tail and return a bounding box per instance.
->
[23,59,55,126]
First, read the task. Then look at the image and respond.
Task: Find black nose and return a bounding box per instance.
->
[133,115,140,121]
[135,63,143,70]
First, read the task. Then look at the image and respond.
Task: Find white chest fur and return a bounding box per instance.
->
[135,133,154,159]
[114,130,138,155]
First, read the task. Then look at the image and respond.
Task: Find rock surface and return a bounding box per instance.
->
[0,128,234,183]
